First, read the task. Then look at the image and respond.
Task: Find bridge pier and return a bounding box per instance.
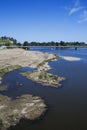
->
[75,47,77,50]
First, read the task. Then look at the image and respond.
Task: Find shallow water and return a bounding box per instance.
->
[1,47,87,130]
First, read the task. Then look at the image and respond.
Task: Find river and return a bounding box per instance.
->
[1,47,87,130]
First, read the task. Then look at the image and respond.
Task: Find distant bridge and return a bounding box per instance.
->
[4,46,87,48]
[1,46,87,50]
[25,46,87,48]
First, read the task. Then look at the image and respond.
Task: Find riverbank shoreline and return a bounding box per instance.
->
[0,48,65,88]
[0,48,65,130]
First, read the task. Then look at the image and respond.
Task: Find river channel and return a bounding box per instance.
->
[1,47,87,130]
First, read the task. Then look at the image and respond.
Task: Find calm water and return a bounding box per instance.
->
[1,47,87,130]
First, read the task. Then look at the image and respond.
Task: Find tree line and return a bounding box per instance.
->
[0,36,87,47]
[0,36,21,46]
[23,41,86,47]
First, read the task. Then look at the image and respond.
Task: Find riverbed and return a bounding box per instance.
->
[1,47,87,130]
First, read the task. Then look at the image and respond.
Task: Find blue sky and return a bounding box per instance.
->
[0,0,87,43]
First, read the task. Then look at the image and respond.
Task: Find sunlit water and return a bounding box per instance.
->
[1,47,87,130]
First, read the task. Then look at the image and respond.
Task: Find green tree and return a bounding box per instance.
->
[0,118,3,127]
[5,41,12,46]
[23,41,29,49]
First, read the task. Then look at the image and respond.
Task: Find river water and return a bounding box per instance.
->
[1,47,87,130]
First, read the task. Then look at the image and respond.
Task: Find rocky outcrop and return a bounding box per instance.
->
[0,94,46,130]
[21,70,65,87]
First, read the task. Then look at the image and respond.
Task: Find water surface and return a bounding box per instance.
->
[1,47,87,130]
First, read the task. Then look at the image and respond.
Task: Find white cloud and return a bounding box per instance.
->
[69,0,84,15]
[69,7,83,15]
[78,10,87,23]
[65,0,87,23]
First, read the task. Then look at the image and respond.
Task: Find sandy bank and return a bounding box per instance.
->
[0,48,57,69]
[61,56,81,61]
[0,48,65,88]
[0,48,57,84]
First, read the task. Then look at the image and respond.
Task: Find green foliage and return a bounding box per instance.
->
[0,118,3,127]
[38,62,45,67]
[5,41,12,46]
[49,74,58,80]
[23,41,29,46]
[0,35,87,47]
[23,41,29,49]
[23,41,87,46]
[0,36,18,46]
[8,115,14,122]
[0,70,5,77]
[39,74,43,79]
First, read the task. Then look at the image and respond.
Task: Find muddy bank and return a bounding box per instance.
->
[0,94,46,130]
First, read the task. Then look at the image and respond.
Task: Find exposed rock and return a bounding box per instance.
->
[21,70,65,87]
[0,49,65,88]
[0,48,58,85]
[0,85,8,91]
[0,94,46,130]
[0,48,65,130]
